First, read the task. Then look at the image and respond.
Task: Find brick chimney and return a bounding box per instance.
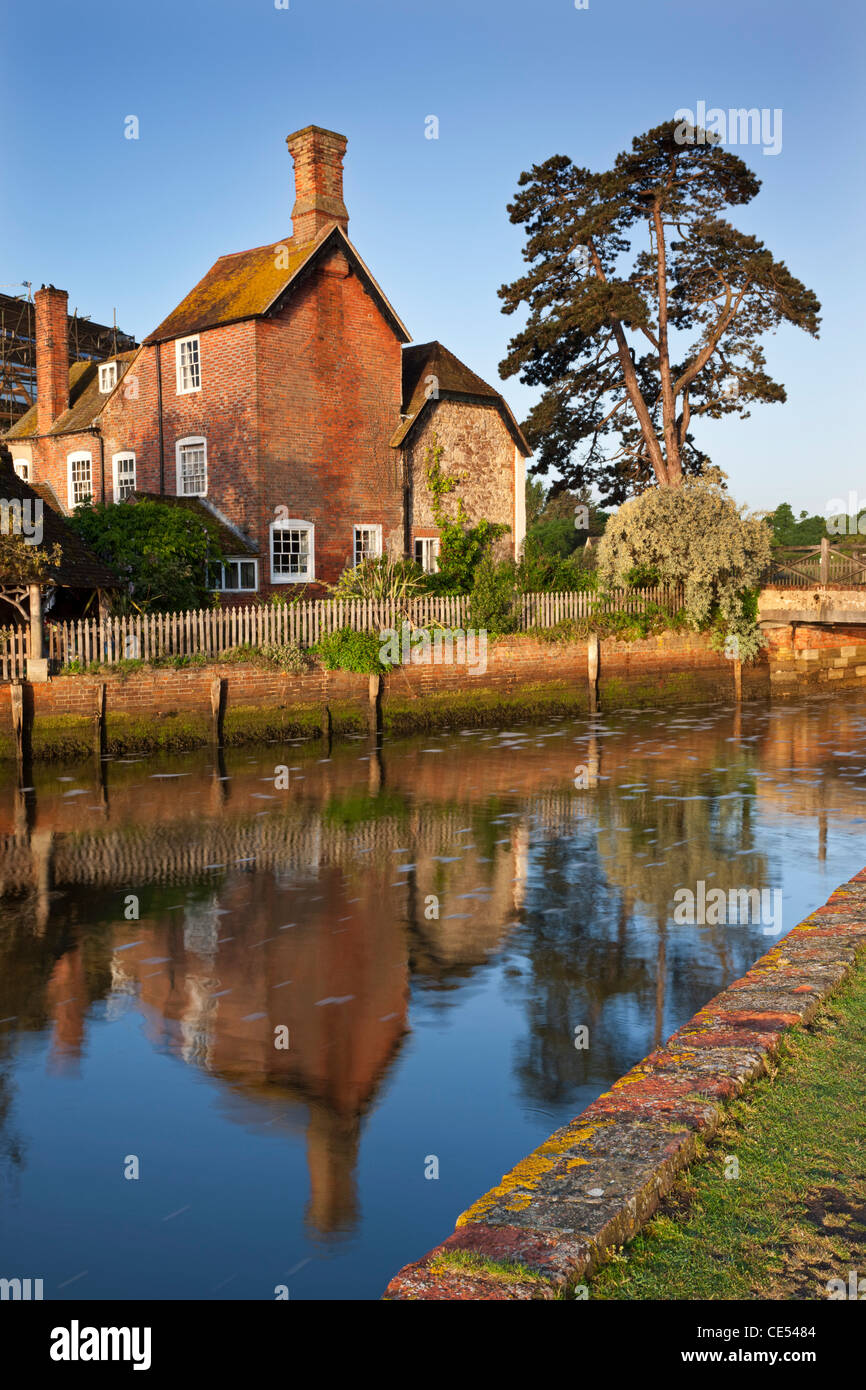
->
[286,126,349,244]
[34,285,69,433]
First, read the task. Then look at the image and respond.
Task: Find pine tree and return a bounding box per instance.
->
[499,120,820,503]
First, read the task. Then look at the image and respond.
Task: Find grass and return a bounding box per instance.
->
[427,1249,547,1285]
[589,953,866,1300]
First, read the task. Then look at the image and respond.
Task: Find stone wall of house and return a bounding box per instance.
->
[403,398,519,563]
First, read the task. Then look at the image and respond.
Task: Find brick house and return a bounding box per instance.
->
[5,126,530,599]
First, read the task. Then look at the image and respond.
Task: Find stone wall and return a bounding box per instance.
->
[764,622,866,693]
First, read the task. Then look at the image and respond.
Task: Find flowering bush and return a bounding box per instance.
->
[596,475,772,657]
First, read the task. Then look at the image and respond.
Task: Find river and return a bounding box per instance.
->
[1,693,865,1298]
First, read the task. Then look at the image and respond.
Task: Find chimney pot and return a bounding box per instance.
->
[286,125,349,245]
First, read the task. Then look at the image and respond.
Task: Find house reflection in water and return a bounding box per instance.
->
[0,745,528,1237]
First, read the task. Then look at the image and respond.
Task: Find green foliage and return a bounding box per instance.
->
[425,435,509,592]
[499,120,821,501]
[518,531,596,592]
[597,475,772,656]
[769,502,826,547]
[314,626,391,674]
[525,476,546,529]
[468,553,521,635]
[68,500,224,613]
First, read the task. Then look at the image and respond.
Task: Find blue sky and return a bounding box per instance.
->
[2,0,863,511]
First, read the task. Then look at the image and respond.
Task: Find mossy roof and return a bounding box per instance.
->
[145,224,409,345]
[391,341,531,455]
[0,462,119,589]
[6,350,140,440]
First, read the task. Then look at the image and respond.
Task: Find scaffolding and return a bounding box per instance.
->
[0,287,138,432]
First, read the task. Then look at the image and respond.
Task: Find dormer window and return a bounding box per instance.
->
[13,459,31,483]
[176,336,201,394]
[98,362,118,394]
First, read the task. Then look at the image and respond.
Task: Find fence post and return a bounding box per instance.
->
[820,536,830,586]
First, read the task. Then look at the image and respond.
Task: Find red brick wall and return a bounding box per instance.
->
[254,247,404,590]
[0,631,755,747]
[16,253,405,599]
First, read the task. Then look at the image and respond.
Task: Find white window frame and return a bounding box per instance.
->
[415,536,440,574]
[175,436,208,498]
[98,362,118,394]
[112,452,137,503]
[210,557,259,593]
[12,458,31,483]
[353,523,382,566]
[67,451,93,509]
[175,335,201,394]
[270,519,315,584]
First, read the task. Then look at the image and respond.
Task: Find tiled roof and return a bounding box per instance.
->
[6,350,140,440]
[145,224,409,344]
[392,341,531,454]
[0,462,119,589]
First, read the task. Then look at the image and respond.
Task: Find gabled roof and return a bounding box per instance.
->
[126,493,259,555]
[6,350,140,439]
[391,341,531,455]
[0,462,119,589]
[145,223,410,344]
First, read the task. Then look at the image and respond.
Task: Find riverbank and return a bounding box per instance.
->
[384,870,866,1300]
[1,630,762,762]
[589,952,866,1300]
[4,621,866,763]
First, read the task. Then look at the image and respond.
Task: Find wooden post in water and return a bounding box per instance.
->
[733,657,743,704]
[10,681,25,763]
[587,632,599,713]
[368,672,383,737]
[93,681,107,759]
[210,677,225,745]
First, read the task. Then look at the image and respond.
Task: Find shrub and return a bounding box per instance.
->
[596,475,772,656]
[259,641,307,672]
[68,499,225,613]
[328,554,427,602]
[314,627,391,674]
[518,533,597,593]
[468,553,521,635]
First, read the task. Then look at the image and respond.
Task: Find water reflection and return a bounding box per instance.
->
[0,695,865,1294]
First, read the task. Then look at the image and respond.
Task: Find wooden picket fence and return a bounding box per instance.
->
[0,625,29,681]
[0,585,685,677]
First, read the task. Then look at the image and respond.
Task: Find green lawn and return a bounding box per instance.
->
[590,955,866,1300]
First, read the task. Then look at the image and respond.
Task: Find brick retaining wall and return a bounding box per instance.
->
[0,624,864,760]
